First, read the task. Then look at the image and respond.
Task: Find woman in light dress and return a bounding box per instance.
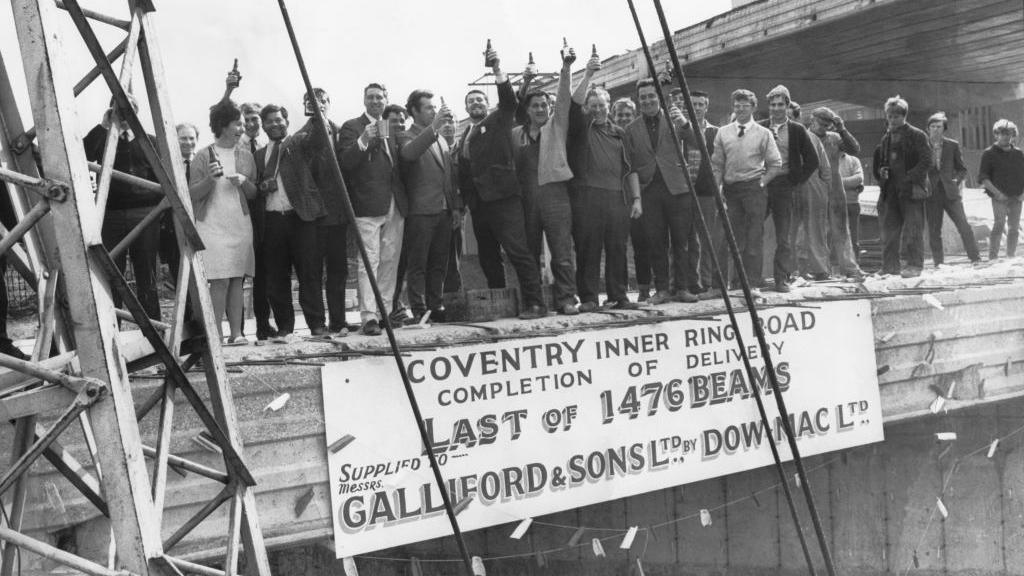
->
[188,99,257,344]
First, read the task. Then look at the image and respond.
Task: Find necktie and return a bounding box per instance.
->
[738,125,746,138]
[184,158,191,183]
[265,141,281,181]
[250,138,257,155]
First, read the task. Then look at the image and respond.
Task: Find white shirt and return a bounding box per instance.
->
[263,140,293,213]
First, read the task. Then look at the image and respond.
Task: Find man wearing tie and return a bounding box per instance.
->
[255,104,329,339]
[338,83,408,336]
[457,45,544,319]
[397,90,460,323]
[239,102,267,156]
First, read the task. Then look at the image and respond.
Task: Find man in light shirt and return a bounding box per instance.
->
[711,89,783,289]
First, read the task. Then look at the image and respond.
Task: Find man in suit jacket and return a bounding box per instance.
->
[397,89,460,323]
[678,90,724,293]
[458,46,544,319]
[925,112,980,266]
[338,83,408,336]
[301,88,350,335]
[872,96,932,277]
[624,78,701,305]
[759,85,819,291]
[255,104,328,338]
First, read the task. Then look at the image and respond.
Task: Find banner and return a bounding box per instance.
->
[321,300,883,557]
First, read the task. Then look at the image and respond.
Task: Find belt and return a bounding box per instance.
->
[267,209,295,216]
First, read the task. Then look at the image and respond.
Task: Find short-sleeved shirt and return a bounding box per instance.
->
[979,144,1024,198]
[583,122,626,191]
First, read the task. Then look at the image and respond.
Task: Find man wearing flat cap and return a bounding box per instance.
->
[809,106,863,280]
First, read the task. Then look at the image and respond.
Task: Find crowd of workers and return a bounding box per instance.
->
[73,43,1024,345]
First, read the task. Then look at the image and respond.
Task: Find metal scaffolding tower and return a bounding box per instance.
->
[0,1,269,575]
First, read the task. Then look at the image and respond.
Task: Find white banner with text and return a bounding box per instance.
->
[321,300,883,556]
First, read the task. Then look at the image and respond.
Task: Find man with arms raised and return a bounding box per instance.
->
[397,90,460,323]
[338,83,408,335]
[457,44,544,319]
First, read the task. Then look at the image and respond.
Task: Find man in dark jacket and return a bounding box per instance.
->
[458,45,544,319]
[924,112,980,266]
[759,85,819,292]
[872,96,932,277]
[338,83,408,335]
[83,99,162,319]
[255,104,329,338]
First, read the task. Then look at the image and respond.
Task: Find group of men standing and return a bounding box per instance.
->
[158,46,1022,340]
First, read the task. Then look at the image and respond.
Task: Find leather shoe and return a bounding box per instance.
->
[578,301,599,313]
[773,280,791,293]
[558,303,580,315]
[900,267,922,278]
[647,291,673,305]
[518,305,545,320]
[310,326,327,337]
[361,319,382,336]
[256,328,278,341]
[674,290,699,303]
[612,300,641,310]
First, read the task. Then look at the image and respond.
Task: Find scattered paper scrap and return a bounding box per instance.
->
[568,527,585,547]
[922,294,944,311]
[988,439,1000,459]
[342,557,358,576]
[265,392,291,411]
[936,497,949,519]
[930,396,946,414]
[592,538,606,557]
[936,432,957,441]
[700,509,712,527]
[471,556,485,576]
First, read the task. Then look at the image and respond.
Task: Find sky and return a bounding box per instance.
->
[0,0,732,145]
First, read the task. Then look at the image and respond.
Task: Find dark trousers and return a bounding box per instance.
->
[444,228,463,293]
[403,212,452,315]
[925,192,980,264]
[572,186,629,304]
[252,239,274,335]
[159,211,180,287]
[472,196,543,308]
[846,202,861,263]
[879,191,925,272]
[318,223,348,330]
[692,194,726,290]
[766,180,796,284]
[524,182,576,306]
[642,178,698,293]
[472,206,506,289]
[392,233,408,311]
[263,211,324,333]
[989,196,1022,259]
[723,180,768,288]
[629,216,652,287]
[102,206,161,319]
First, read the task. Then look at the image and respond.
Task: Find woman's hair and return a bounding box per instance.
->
[586,87,611,106]
[209,99,241,138]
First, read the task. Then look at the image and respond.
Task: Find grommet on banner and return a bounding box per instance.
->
[635,558,646,576]
[471,556,485,576]
[988,439,999,459]
[454,494,475,516]
[592,538,606,557]
[342,557,358,576]
[699,509,712,527]
[936,497,949,519]
[410,557,422,576]
[265,392,291,411]
[936,432,957,441]
[877,331,897,344]
[510,518,532,540]
[620,526,638,549]
[930,396,946,414]
[568,527,586,547]
[294,487,315,517]
[329,434,356,454]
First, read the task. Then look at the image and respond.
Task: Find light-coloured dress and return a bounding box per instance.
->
[195,145,255,279]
